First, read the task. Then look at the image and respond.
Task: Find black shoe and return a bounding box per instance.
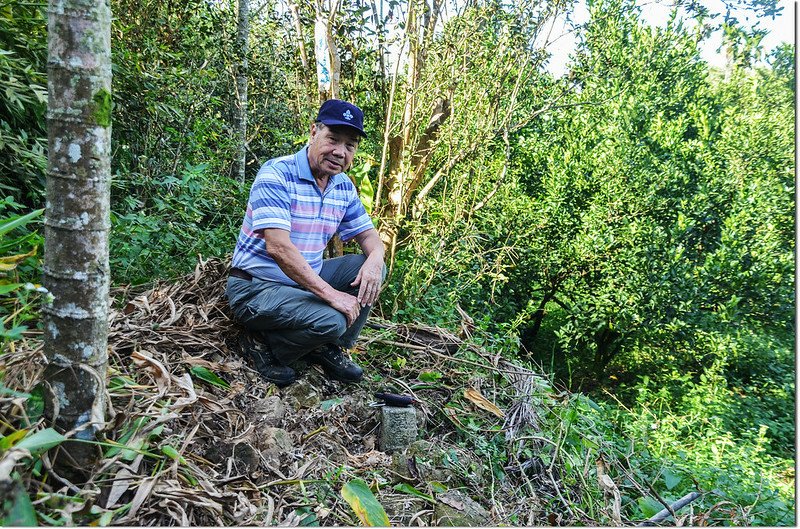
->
[307,344,363,383]
[238,331,296,387]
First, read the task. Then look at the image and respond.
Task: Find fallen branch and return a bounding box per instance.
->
[638,491,702,526]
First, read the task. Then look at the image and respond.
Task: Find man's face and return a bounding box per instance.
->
[307,123,360,179]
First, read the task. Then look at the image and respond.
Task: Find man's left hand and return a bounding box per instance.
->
[351,256,384,307]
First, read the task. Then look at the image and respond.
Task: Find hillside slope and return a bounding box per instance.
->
[0,258,791,526]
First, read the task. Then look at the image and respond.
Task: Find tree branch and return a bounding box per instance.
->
[638,492,702,526]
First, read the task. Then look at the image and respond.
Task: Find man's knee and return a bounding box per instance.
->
[309,311,347,340]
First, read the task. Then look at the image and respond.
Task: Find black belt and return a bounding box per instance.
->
[230,267,253,281]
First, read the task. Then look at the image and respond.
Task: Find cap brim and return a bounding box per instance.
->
[319,119,367,137]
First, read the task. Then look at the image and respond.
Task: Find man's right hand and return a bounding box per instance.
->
[326,288,361,327]
[263,228,363,326]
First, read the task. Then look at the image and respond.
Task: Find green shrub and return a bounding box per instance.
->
[0,198,45,345]
[110,163,247,284]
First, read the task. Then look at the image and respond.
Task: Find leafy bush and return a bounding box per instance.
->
[0,3,48,205]
[0,198,45,344]
[110,162,247,284]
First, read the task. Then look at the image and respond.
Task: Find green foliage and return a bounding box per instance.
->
[387,0,793,522]
[110,162,246,284]
[609,372,794,525]
[340,479,390,526]
[0,2,47,205]
[0,199,45,344]
[105,0,318,283]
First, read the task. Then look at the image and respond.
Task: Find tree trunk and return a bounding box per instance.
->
[371,1,560,271]
[43,0,112,468]
[287,0,309,71]
[525,289,557,346]
[593,327,621,377]
[376,0,448,258]
[315,0,345,258]
[314,0,340,102]
[232,0,249,182]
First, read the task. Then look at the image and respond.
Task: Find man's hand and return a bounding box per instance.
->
[326,288,361,327]
[352,228,386,308]
[265,228,362,325]
[351,255,384,307]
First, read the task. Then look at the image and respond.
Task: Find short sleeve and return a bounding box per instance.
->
[338,189,374,242]
[250,162,292,232]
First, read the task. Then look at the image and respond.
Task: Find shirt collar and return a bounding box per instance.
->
[295,146,314,182]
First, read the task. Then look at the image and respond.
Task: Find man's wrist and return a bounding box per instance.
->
[366,251,385,263]
[317,283,337,303]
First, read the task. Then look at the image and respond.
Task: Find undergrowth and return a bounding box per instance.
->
[109,162,247,285]
[0,254,795,525]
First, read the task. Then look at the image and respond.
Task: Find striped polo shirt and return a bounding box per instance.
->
[231,146,373,285]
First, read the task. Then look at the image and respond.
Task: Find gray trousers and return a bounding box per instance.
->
[226,254,385,364]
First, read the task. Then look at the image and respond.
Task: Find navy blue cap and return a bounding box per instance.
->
[315,99,366,137]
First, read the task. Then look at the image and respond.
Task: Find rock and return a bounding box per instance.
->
[202,441,260,474]
[434,490,490,526]
[383,494,429,526]
[413,440,484,483]
[407,439,436,459]
[250,396,285,426]
[388,439,489,487]
[232,442,260,474]
[261,427,293,453]
[380,406,418,452]
[283,380,320,409]
[260,427,293,467]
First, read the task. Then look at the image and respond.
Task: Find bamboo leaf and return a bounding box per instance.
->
[0,247,38,271]
[341,479,390,526]
[393,483,434,502]
[161,444,187,464]
[0,283,23,295]
[189,365,230,389]
[0,428,29,451]
[464,387,504,418]
[15,427,66,456]
[0,208,43,238]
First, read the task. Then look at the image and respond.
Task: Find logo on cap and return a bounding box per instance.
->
[343,109,353,121]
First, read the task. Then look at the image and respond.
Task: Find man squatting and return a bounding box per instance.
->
[227,99,386,387]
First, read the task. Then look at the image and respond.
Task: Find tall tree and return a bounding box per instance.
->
[232,0,250,182]
[43,0,112,466]
[314,0,348,257]
[314,0,341,102]
[373,0,565,268]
